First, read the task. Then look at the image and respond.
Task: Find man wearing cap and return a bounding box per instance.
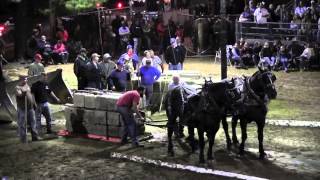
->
[99,53,116,90]
[86,53,103,89]
[74,48,89,90]
[15,75,40,142]
[116,86,145,147]
[137,59,161,107]
[28,53,45,76]
[108,61,131,92]
[165,38,183,70]
[31,72,60,134]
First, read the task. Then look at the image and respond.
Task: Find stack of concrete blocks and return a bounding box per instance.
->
[65,91,145,138]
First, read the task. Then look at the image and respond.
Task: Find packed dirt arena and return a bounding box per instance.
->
[1,0,320,179]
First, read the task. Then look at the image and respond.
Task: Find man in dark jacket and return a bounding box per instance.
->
[86,53,103,89]
[31,73,60,134]
[165,38,184,70]
[74,48,89,90]
[108,61,131,92]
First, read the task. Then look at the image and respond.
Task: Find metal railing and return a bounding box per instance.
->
[235,21,319,42]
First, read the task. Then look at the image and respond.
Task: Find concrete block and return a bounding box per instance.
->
[95,95,109,110]
[83,109,95,125]
[107,126,121,137]
[84,94,96,109]
[94,110,107,125]
[73,93,85,107]
[107,111,121,126]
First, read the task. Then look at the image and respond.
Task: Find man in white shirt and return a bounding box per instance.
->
[253,2,270,24]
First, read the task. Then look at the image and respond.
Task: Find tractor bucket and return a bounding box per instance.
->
[0,69,73,122]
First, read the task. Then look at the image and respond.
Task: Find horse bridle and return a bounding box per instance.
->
[246,71,275,104]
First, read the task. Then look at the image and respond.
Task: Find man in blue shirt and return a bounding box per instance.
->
[108,61,131,92]
[138,59,161,107]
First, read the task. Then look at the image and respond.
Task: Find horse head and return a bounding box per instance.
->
[250,69,277,100]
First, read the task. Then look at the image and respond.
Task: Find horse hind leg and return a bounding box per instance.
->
[239,119,248,156]
[231,115,239,145]
[221,116,232,150]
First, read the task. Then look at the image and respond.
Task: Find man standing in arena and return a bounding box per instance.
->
[28,53,45,76]
[74,48,89,90]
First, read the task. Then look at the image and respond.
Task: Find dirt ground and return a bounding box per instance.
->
[1,59,320,179]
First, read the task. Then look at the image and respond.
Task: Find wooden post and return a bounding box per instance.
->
[220,0,227,80]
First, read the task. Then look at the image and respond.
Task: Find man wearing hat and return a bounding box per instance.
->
[28,53,45,76]
[138,59,161,107]
[74,48,89,90]
[85,53,103,89]
[99,53,116,90]
[15,75,40,142]
[108,61,131,92]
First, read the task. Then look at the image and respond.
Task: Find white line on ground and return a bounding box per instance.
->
[150,118,320,128]
[111,152,269,180]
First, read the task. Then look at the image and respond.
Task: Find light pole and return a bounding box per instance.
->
[220,0,227,80]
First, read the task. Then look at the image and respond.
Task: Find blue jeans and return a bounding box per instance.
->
[116,106,138,144]
[17,108,38,143]
[36,102,52,133]
[280,57,288,70]
[141,84,153,106]
[169,63,182,70]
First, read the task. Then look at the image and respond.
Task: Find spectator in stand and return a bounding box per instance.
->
[254,2,270,24]
[137,59,161,107]
[111,15,122,56]
[253,41,262,65]
[28,53,45,76]
[239,38,246,49]
[119,20,131,53]
[309,1,320,22]
[15,75,40,143]
[130,19,144,54]
[31,72,60,134]
[241,42,254,67]
[175,24,184,42]
[37,35,53,66]
[56,27,69,43]
[27,29,41,59]
[259,42,276,70]
[108,61,131,92]
[268,3,279,22]
[53,40,69,64]
[317,17,320,42]
[272,39,283,53]
[249,0,256,15]
[100,53,116,90]
[156,19,166,54]
[298,43,315,71]
[276,45,290,72]
[231,42,242,67]
[287,39,305,66]
[239,6,253,22]
[150,50,164,73]
[74,48,89,90]
[119,45,139,70]
[295,1,308,19]
[86,53,103,89]
[142,20,152,50]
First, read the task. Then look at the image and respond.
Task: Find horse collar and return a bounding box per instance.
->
[245,77,264,105]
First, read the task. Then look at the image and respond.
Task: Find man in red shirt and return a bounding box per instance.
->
[116,87,145,147]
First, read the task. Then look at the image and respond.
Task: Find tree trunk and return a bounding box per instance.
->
[14,0,28,61]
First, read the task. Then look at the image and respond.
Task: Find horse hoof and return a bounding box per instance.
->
[227,143,232,151]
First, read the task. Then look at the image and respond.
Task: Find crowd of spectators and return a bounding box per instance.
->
[26,24,69,66]
[229,37,319,72]
[239,0,320,42]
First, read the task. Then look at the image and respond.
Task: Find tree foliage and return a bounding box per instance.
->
[64,0,106,11]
